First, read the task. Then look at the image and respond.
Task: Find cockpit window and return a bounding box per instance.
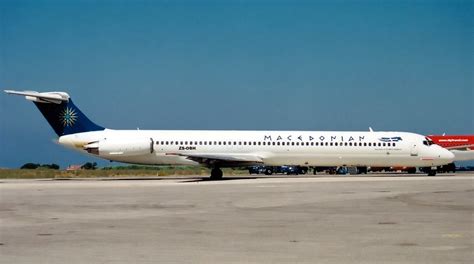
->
[423,137,435,146]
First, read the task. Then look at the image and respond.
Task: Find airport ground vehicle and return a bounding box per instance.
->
[417,163,456,174]
[436,163,456,173]
[249,165,307,175]
[248,166,266,174]
[313,166,334,174]
[336,167,348,175]
[314,166,367,175]
[5,90,454,179]
[456,166,474,171]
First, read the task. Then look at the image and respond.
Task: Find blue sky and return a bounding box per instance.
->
[0,0,472,168]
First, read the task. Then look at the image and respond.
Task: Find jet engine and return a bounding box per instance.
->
[83,138,154,157]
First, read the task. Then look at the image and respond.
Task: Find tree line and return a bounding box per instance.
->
[20,162,98,170]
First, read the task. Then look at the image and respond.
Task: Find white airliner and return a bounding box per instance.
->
[5,90,454,178]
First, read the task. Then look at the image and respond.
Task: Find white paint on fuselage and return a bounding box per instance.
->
[58,129,454,167]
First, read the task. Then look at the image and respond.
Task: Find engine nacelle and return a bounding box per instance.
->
[84,138,154,157]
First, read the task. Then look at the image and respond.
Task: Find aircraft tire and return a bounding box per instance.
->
[210,168,223,180]
[264,168,273,175]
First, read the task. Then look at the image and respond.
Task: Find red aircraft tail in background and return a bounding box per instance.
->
[428,135,474,151]
[427,135,474,161]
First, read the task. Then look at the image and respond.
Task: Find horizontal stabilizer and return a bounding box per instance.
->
[4,90,70,104]
[4,89,104,136]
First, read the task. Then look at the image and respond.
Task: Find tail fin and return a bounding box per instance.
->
[5,90,104,136]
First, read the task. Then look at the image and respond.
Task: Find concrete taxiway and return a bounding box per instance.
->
[0,174,473,263]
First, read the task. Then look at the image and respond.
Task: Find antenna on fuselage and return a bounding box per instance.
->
[369,127,374,132]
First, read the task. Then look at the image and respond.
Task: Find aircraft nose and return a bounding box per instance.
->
[439,147,455,162]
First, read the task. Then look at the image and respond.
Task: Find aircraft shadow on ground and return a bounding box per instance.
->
[50,173,456,183]
[52,176,259,182]
[179,177,259,183]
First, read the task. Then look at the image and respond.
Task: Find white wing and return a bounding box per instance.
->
[166,152,263,167]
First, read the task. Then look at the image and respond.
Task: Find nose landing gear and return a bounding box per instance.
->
[427,169,437,176]
[210,168,223,180]
[423,166,437,176]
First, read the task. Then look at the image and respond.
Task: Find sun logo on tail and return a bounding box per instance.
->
[60,107,78,127]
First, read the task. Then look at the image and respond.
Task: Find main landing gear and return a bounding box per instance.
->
[210,168,223,180]
[423,167,437,176]
[427,169,437,176]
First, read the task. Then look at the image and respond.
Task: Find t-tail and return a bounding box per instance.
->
[4,90,104,136]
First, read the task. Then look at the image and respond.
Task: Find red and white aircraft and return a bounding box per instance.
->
[428,135,474,161]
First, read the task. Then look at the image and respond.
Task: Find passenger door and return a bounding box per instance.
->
[410,144,418,156]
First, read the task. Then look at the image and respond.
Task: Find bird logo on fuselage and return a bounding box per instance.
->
[379,137,403,142]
